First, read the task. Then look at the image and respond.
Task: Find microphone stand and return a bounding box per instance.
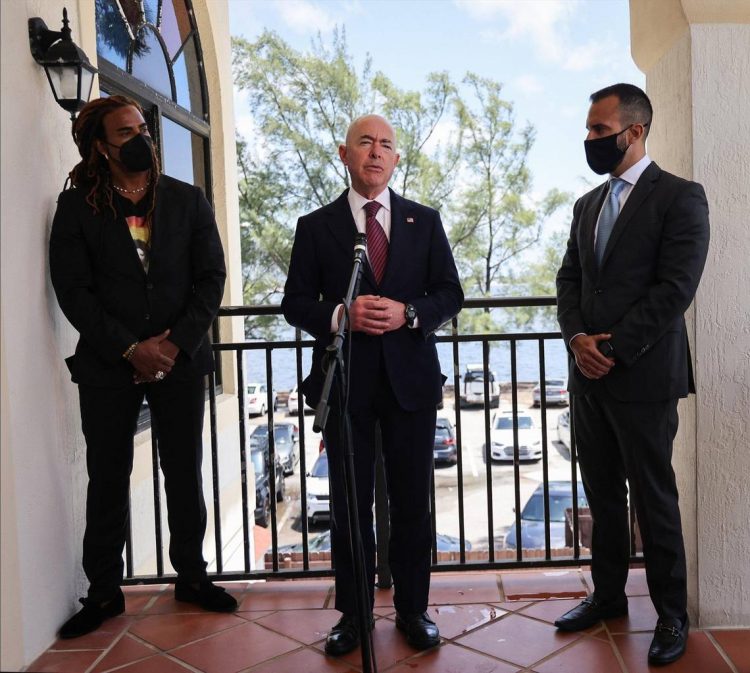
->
[313,233,376,673]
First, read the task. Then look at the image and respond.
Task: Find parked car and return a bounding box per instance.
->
[459,364,500,408]
[287,384,313,415]
[532,378,569,407]
[287,384,300,415]
[556,410,571,449]
[484,411,542,462]
[273,528,471,555]
[433,417,457,466]
[505,481,588,550]
[248,423,299,475]
[306,449,330,526]
[246,382,277,417]
[251,446,285,528]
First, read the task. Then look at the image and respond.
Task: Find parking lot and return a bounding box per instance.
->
[248,388,574,554]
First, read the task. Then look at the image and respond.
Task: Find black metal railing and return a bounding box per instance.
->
[122,297,643,584]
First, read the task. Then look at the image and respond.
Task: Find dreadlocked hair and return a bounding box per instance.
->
[69,95,161,219]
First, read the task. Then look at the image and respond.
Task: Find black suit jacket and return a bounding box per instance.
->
[49,175,226,386]
[556,162,710,401]
[281,189,463,411]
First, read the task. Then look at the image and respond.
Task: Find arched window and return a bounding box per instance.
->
[95,0,209,193]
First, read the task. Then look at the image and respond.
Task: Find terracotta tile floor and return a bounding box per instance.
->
[28,569,749,673]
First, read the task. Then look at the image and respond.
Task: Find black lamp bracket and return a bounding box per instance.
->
[28,8,72,63]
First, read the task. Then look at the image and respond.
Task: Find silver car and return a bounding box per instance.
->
[532,379,569,407]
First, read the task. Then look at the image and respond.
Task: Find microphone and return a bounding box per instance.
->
[353,232,368,264]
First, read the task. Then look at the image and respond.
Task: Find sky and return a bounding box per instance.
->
[228,0,644,237]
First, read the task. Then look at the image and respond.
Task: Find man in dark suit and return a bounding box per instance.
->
[49,96,236,639]
[282,114,463,654]
[555,84,709,665]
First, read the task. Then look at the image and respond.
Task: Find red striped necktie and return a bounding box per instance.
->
[364,200,388,284]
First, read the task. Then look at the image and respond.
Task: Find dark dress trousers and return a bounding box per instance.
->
[49,175,226,601]
[282,189,463,615]
[556,162,709,622]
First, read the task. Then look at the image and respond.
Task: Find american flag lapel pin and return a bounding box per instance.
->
[406,217,414,223]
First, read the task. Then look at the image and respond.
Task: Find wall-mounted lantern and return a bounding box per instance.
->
[28,7,97,120]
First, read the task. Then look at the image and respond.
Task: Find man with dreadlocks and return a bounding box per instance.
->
[49,95,233,639]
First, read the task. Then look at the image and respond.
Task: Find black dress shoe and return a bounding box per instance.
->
[554,595,628,631]
[324,614,374,656]
[395,611,441,650]
[648,615,689,665]
[59,589,125,639]
[174,581,238,612]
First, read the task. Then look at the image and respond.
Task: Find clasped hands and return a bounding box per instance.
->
[130,329,179,384]
[571,333,615,380]
[348,294,406,335]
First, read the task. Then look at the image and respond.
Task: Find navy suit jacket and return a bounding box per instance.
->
[50,175,226,386]
[556,162,710,401]
[282,189,463,411]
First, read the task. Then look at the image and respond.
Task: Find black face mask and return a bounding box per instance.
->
[584,126,632,175]
[106,133,154,173]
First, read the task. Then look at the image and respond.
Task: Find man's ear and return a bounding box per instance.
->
[338,144,347,165]
[631,123,647,143]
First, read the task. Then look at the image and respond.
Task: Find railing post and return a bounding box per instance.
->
[374,423,391,588]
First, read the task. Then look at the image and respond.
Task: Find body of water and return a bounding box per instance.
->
[241,336,569,392]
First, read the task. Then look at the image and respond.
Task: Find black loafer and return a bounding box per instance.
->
[395,611,441,650]
[554,595,628,631]
[648,615,689,665]
[324,614,374,656]
[174,581,237,612]
[59,589,125,639]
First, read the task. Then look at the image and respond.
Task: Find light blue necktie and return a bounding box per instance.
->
[595,178,627,265]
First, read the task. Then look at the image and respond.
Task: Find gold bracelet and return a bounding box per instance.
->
[123,342,138,361]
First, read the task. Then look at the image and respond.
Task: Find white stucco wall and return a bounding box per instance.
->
[630,0,750,628]
[0,1,242,669]
[640,29,702,619]
[1,2,94,667]
[690,22,750,627]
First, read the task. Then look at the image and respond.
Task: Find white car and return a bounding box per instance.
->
[306,449,330,525]
[556,410,571,449]
[287,384,311,415]
[460,364,500,408]
[484,411,542,462]
[287,385,300,415]
[246,382,277,417]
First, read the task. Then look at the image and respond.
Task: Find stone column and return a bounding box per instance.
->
[630,0,750,627]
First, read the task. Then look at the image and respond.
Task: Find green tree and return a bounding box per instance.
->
[232,30,460,335]
[232,32,570,338]
[372,72,460,211]
[450,74,569,318]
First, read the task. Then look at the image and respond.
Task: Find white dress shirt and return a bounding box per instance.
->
[571,154,652,347]
[330,187,416,331]
[347,186,392,243]
[593,154,652,245]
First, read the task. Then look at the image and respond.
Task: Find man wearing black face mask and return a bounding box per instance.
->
[555,84,709,666]
[49,96,233,639]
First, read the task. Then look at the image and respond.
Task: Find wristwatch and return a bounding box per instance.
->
[404,303,417,328]
[597,340,615,358]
